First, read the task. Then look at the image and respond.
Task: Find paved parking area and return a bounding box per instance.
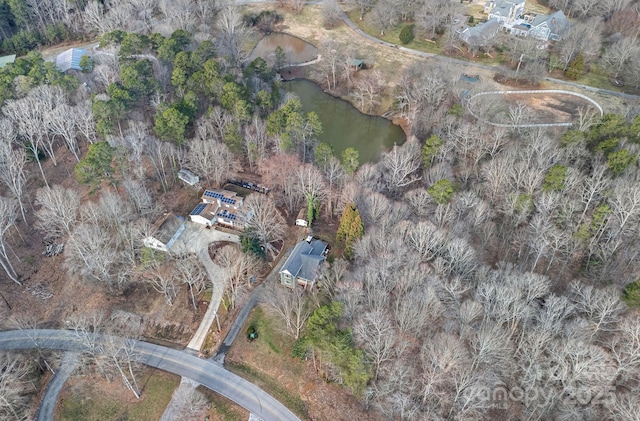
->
[171,221,239,255]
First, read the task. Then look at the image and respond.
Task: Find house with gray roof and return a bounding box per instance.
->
[529,10,569,41]
[484,0,525,28]
[279,237,328,289]
[460,19,501,47]
[143,213,186,252]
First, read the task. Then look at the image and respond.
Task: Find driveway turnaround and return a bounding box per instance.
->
[0,329,300,421]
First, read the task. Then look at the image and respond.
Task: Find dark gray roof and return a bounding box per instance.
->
[461,19,501,46]
[280,239,327,282]
[531,10,569,35]
[156,214,184,244]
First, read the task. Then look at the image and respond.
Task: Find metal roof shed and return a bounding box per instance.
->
[56,48,88,72]
[0,55,16,69]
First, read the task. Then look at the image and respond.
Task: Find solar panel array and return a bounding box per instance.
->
[203,190,236,205]
[218,209,238,221]
[190,203,207,215]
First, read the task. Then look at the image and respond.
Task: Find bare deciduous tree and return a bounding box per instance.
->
[354,308,400,380]
[146,267,179,306]
[381,138,422,190]
[346,0,377,20]
[0,352,30,421]
[265,285,316,339]
[321,0,343,27]
[0,141,27,222]
[215,5,254,67]
[36,185,80,239]
[174,386,209,420]
[569,282,624,340]
[175,255,207,310]
[242,194,286,259]
[147,138,179,193]
[102,336,142,399]
[0,197,20,285]
[214,244,261,310]
[185,136,240,186]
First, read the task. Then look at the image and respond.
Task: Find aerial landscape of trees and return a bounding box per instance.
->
[0,0,639,419]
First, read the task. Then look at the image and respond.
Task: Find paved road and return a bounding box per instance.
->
[0,329,300,421]
[36,352,80,421]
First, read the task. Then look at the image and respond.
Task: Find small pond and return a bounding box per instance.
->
[249,33,318,66]
[284,79,406,163]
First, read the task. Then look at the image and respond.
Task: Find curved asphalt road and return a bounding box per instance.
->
[0,329,300,421]
[36,352,80,421]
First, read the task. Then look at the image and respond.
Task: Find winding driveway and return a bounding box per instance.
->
[0,329,300,421]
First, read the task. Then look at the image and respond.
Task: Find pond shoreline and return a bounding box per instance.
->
[282,79,405,163]
[278,67,410,137]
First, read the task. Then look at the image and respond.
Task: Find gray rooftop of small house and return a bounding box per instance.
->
[531,10,569,34]
[280,239,327,282]
[156,214,185,244]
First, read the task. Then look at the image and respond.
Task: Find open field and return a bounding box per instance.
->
[57,369,179,421]
[468,90,601,125]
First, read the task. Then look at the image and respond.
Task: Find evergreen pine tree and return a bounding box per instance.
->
[337,204,355,243]
[565,52,585,80]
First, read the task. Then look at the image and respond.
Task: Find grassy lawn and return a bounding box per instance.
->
[245,306,285,355]
[523,0,551,15]
[58,369,179,421]
[227,361,309,420]
[199,386,249,421]
[465,4,486,20]
[226,306,309,420]
[578,72,621,91]
[345,10,443,55]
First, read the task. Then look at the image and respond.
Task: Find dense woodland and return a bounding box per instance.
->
[0,1,640,420]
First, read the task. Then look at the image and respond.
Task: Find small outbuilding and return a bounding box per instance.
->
[0,55,16,69]
[56,48,89,72]
[295,208,308,227]
[178,168,199,186]
[143,213,186,252]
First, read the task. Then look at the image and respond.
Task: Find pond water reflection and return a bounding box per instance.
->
[284,79,405,163]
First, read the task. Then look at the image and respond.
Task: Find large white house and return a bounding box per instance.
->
[462,0,569,46]
[484,0,526,28]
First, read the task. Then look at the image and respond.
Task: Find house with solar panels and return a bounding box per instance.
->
[56,48,90,72]
[189,203,219,226]
[189,188,246,228]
